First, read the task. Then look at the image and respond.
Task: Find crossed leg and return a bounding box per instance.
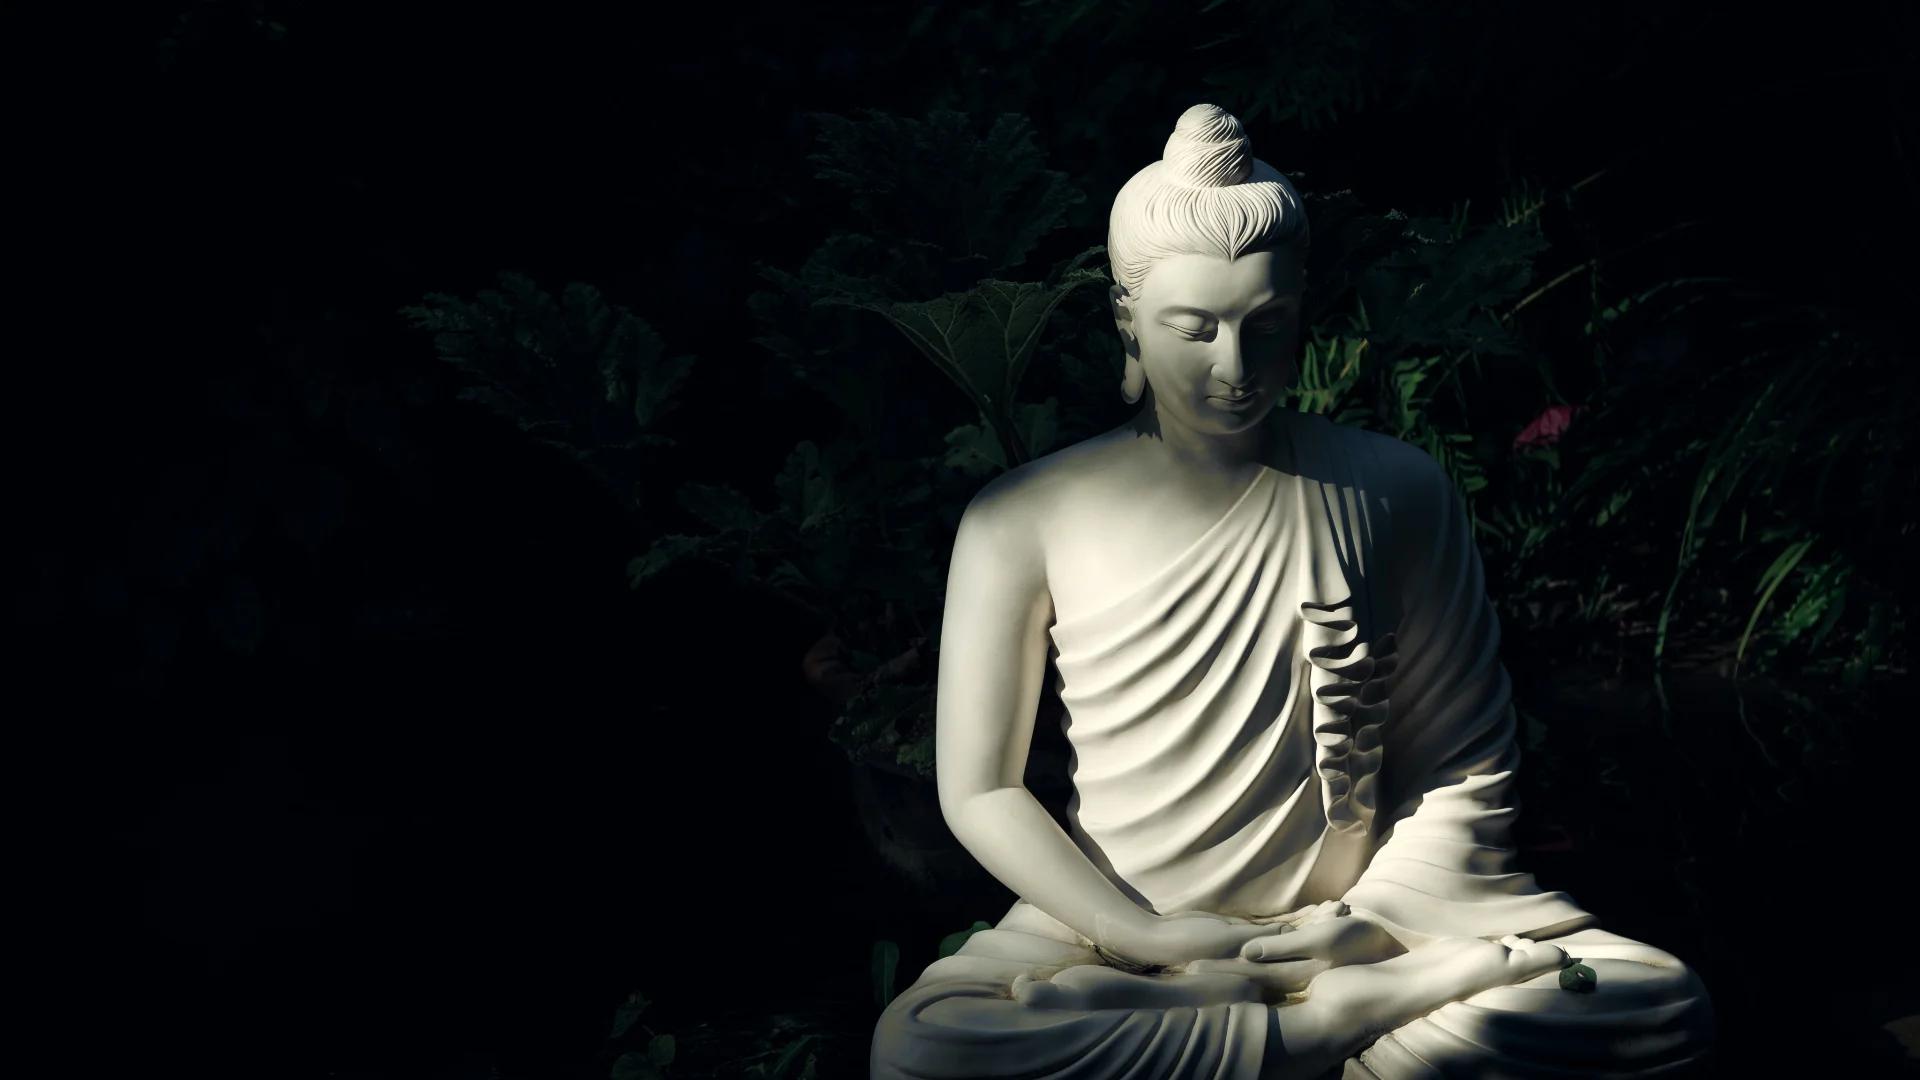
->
[871,903,1712,1080]
[1342,926,1716,1079]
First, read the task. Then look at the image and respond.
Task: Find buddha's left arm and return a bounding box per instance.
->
[1338,450,1596,945]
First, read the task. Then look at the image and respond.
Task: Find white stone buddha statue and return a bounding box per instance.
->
[870,104,1715,1079]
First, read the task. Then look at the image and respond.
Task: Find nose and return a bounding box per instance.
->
[1211,324,1252,390]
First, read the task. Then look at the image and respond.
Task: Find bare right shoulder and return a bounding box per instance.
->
[953,432,1126,579]
[960,432,1121,553]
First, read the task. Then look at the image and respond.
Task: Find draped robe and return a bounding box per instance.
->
[871,412,1715,1079]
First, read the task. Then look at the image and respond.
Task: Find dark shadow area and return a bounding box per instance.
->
[18,0,1917,1076]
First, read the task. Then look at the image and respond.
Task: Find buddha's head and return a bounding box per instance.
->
[1107,104,1309,437]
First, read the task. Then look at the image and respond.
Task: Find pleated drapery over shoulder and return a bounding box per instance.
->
[1045,457,1385,921]
[1043,410,1592,939]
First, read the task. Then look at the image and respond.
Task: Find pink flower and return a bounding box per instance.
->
[1514,404,1585,451]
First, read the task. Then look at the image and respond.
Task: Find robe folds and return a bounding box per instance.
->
[872,411,1714,1079]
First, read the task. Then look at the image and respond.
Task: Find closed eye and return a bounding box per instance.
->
[1164,314,1289,338]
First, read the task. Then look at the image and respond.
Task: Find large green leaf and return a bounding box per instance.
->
[827,269,1103,410]
[1358,216,1546,355]
[942,422,1004,479]
[400,272,690,526]
[942,399,1060,477]
[401,272,694,453]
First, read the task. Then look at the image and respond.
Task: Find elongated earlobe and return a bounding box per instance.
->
[1120,354,1145,404]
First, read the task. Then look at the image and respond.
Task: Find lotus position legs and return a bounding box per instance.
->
[1005,923,1569,1080]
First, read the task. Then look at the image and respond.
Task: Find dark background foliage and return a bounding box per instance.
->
[19,1,1918,1076]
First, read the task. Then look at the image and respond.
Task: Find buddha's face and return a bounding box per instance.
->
[1114,246,1304,437]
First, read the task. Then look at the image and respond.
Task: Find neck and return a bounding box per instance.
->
[1127,386,1280,480]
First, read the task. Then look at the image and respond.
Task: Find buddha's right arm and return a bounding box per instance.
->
[943,787,1160,952]
[933,483,1160,955]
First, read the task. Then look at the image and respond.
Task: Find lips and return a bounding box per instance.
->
[1209,390,1262,409]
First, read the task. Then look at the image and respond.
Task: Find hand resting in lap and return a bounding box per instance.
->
[1011,900,1565,1017]
[1011,900,1377,1008]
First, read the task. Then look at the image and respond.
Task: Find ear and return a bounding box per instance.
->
[1109,284,1138,348]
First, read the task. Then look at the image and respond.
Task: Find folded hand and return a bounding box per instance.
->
[1017,901,1410,1011]
[1095,909,1276,970]
[1182,901,1407,996]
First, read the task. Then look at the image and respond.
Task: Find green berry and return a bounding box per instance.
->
[1559,961,1598,993]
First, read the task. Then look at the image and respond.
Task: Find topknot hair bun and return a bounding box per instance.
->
[1161,104,1253,188]
[1105,101,1307,299]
